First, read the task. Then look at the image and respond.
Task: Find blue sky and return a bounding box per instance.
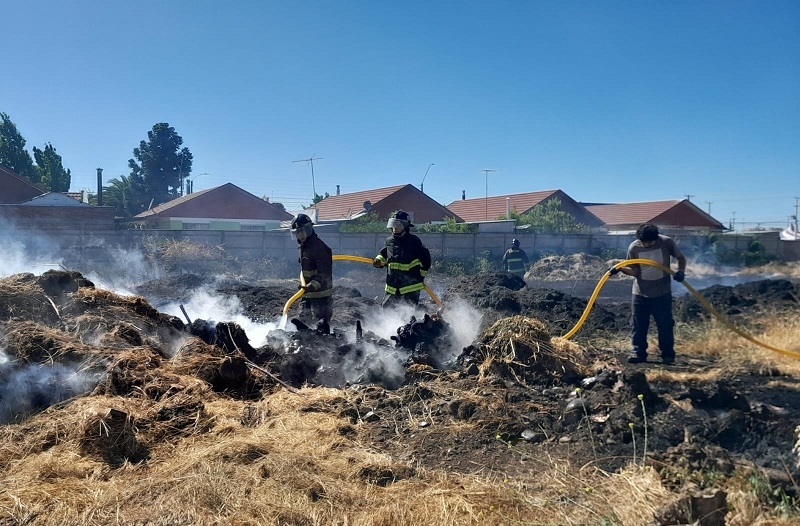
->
[3,1,798,230]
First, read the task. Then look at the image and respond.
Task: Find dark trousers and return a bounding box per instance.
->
[630,293,675,359]
[382,290,421,308]
[301,296,332,324]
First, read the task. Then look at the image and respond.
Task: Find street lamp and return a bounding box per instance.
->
[186,173,209,195]
[420,163,434,193]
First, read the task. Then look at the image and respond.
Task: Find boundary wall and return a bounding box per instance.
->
[8,228,799,265]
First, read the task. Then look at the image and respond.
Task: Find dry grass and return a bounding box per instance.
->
[0,386,683,526]
[675,309,800,373]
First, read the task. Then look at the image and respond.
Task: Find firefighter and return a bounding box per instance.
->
[502,238,529,279]
[373,210,431,308]
[291,213,333,334]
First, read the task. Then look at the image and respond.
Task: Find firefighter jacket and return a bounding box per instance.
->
[298,233,333,299]
[502,247,529,276]
[374,232,431,296]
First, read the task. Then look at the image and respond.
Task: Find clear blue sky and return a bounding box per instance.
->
[3,1,798,230]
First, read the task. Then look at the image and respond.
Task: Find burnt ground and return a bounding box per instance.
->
[2,259,800,519]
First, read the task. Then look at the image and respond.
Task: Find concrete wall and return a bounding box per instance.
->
[8,228,800,267]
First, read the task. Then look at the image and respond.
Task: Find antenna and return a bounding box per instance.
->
[481,168,498,221]
[292,155,323,202]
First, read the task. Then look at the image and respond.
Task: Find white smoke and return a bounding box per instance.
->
[0,221,63,278]
[160,289,280,349]
[0,348,105,424]
[84,247,161,296]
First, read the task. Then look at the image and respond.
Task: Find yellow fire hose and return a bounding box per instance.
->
[561,258,800,360]
[281,254,443,317]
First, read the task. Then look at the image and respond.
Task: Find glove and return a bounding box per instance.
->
[372,259,384,268]
[608,267,621,276]
[673,270,685,282]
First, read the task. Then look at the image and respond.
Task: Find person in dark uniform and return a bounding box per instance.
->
[501,238,529,278]
[373,210,431,308]
[291,213,333,334]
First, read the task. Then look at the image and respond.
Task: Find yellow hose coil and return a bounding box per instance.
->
[281,254,443,316]
[561,258,800,359]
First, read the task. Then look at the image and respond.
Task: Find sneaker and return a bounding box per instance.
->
[627,354,647,364]
[661,356,675,365]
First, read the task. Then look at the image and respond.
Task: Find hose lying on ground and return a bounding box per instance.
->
[561,258,800,360]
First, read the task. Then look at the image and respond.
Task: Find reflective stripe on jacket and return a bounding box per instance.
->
[502,248,528,275]
[375,232,431,296]
[299,233,333,299]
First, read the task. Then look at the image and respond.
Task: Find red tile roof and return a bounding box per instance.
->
[445,190,565,223]
[312,185,408,220]
[583,200,725,229]
[583,200,682,225]
[134,183,293,220]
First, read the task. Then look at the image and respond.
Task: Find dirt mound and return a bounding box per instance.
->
[674,278,800,322]
[462,315,589,385]
[442,271,629,339]
[526,253,610,280]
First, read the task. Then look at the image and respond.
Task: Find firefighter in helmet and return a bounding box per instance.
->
[502,238,529,279]
[291,213,333,334]
[373,210,431,307]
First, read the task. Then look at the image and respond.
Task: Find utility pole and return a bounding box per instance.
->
[795,197,799,240]
[730,211,736,231]
[293,155,323,203]
[482,169,498,221]
[705,201,712,215]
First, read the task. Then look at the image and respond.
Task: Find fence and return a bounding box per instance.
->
[5,227,798,268]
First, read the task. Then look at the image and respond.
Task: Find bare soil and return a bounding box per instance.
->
[1,256,800,523]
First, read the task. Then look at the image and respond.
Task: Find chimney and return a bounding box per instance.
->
[96,168,103,206]
[336,184,340,195]
[462,190,465,200]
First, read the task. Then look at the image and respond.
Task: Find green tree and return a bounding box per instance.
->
[312,192,330,206]
[96,175,139,217]
[33,143,71,192]
[501,198,589,234]
[128,123,193,212]
[415,216,474,233]
[338,212,389,233]
[0,112,37,183]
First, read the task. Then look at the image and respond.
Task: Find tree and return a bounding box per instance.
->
[128,123,193,212]
[0,112,37,183]
[96,175,138,218]
[33,143,71,192]
[311,192,330,206]
[501,198,589,234]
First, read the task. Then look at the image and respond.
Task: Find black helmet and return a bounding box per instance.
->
[636,223,659,242]
[386,210,413,230]
[512,238,520,248]
[291,213,314,237]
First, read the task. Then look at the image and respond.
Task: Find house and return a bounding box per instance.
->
[582,199,725,233]
[1,191,115,230]
[446,189,604,228]
[132,183,293,230]
[0,166,45,204]
[312,184,461,224]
